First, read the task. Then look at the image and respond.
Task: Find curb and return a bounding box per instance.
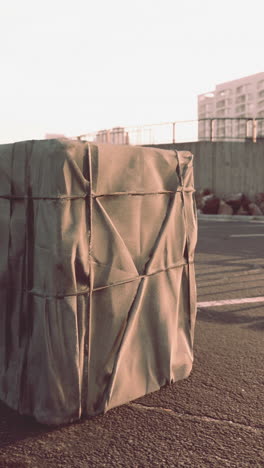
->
[198,214,264,223]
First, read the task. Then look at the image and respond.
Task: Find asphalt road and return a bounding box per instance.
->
[0,219,263,467]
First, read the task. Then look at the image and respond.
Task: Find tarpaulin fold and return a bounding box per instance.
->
[0,139,197,425]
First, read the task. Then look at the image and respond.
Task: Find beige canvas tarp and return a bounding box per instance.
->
[0,139,197,425]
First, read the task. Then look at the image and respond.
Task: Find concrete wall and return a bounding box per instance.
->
[147,141,264,198]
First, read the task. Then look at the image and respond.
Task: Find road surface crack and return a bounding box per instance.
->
[128,402,263,434]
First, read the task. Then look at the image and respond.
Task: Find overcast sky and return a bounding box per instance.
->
[0,0,263,143]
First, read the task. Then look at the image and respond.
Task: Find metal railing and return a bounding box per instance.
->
[198,118,264,143]
[75,118,264,145]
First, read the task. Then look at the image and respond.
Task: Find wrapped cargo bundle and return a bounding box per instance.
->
[0,139,197,425]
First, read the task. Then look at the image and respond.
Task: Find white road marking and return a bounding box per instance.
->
[230,234,264,238]
[198,297,264,307]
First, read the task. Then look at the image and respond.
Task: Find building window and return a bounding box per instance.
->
[246,103,253,114]
[257,79,264,89]
[216,108,230,117]
[218,88,232,97]
[236,104,246,113]
[236,95,246,104]
[216,99,225,108]
[236,83,250,94]
[236,85,244,94]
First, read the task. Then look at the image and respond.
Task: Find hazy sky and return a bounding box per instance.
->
[0,0,263,143]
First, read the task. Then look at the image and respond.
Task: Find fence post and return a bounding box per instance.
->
[210,119,215,141]
[172,122,176,144]
[246,119,251,140]
[252,119,257,143]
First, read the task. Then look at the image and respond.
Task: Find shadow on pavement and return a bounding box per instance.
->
[198,276,264,288]
[198,285,264,297]
[0,401,61,448]
[197,305,264,331]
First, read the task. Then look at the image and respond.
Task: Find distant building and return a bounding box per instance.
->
[45,133,66,140]
[96,127,129,145]
[198,72,264,140]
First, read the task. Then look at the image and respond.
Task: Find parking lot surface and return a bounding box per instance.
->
[0,219,263,467]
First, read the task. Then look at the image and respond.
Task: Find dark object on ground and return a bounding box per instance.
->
[196,188,264,216]
[217,200,233,215]
[202,194,220,214]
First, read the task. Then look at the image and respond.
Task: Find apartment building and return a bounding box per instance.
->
[198,72,264,140]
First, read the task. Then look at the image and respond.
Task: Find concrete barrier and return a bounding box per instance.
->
[147,141,264,198]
